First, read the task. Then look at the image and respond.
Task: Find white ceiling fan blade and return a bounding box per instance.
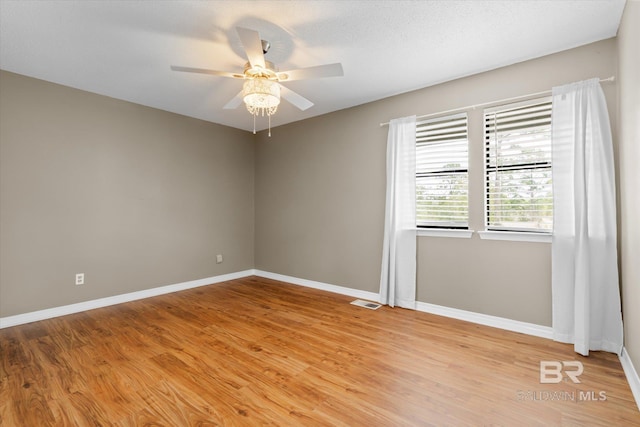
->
[279,85,314,111]
[236,27,266,70]
[223,91,244,110]
[170,65,242,79]
[277,63,343,82]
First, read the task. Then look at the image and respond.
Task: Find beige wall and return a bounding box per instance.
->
[255,39,618,326]
[0,37,623,328]
[0,71,255,317]
[618,1,640,376]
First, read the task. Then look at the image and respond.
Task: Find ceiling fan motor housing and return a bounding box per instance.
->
[243,60,278,80]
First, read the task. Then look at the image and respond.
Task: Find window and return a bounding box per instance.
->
[484,98,553,232]
[416,113,468,228]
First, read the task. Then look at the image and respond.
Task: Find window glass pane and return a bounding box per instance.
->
[485,129,551,168]
[485,98,552,232]
[417,173,468,226]
[416,113,468,228]
[487,168,553,231]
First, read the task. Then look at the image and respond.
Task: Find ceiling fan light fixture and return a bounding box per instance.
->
[242,77,280,117]
[171,27,343,136]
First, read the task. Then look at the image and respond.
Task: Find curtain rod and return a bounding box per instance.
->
[379,76,616,127]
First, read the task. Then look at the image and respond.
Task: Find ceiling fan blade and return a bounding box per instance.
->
[236,27,266,70]
[223,91,244,110]
[277,63,343,82]
[170,65,242,79]
[279,85,314,111]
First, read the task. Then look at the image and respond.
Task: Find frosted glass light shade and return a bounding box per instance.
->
[242,78,280,116]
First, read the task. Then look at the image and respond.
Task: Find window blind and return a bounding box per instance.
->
[416,113,468,228]
[484,98,553,232]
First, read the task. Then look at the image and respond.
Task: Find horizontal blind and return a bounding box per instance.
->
[485,98,552,232]
[416,113,468,228]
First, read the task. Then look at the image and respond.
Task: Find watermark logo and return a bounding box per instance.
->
[515,360,607,403]
[516,390,607,402]
[540,361,583,384]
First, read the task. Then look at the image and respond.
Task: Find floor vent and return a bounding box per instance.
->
[350,299,382,310]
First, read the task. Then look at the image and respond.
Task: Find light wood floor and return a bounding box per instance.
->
[1,276,639,426]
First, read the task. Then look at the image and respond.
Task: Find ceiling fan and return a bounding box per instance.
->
[171,27,344,135]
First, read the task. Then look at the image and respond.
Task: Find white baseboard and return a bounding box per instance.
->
[253,270,380,302]
[253,270,553,339]
[0,270,254,329]
[620,347,640,411]
[415,301,554,339]
[0,268,548,339]
[3,267,637,411]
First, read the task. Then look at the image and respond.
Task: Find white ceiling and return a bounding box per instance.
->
[0,0,626,132]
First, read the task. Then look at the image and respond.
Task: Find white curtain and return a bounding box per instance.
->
[379,115,417,308]
[551,78,623,356]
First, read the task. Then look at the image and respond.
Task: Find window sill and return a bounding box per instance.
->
[477,231,552,243]
[417,229,474,239]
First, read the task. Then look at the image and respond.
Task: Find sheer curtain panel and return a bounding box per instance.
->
[379,116,417,308]
[551,78,623,356]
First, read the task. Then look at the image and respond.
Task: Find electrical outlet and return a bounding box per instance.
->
[216,254,223,264]
[75,273,84,286]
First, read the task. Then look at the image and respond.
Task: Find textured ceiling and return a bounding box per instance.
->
[0,0,626,132]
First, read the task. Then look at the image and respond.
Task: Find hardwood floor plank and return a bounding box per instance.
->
[1,276,639,426]
[126,379,223,426]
